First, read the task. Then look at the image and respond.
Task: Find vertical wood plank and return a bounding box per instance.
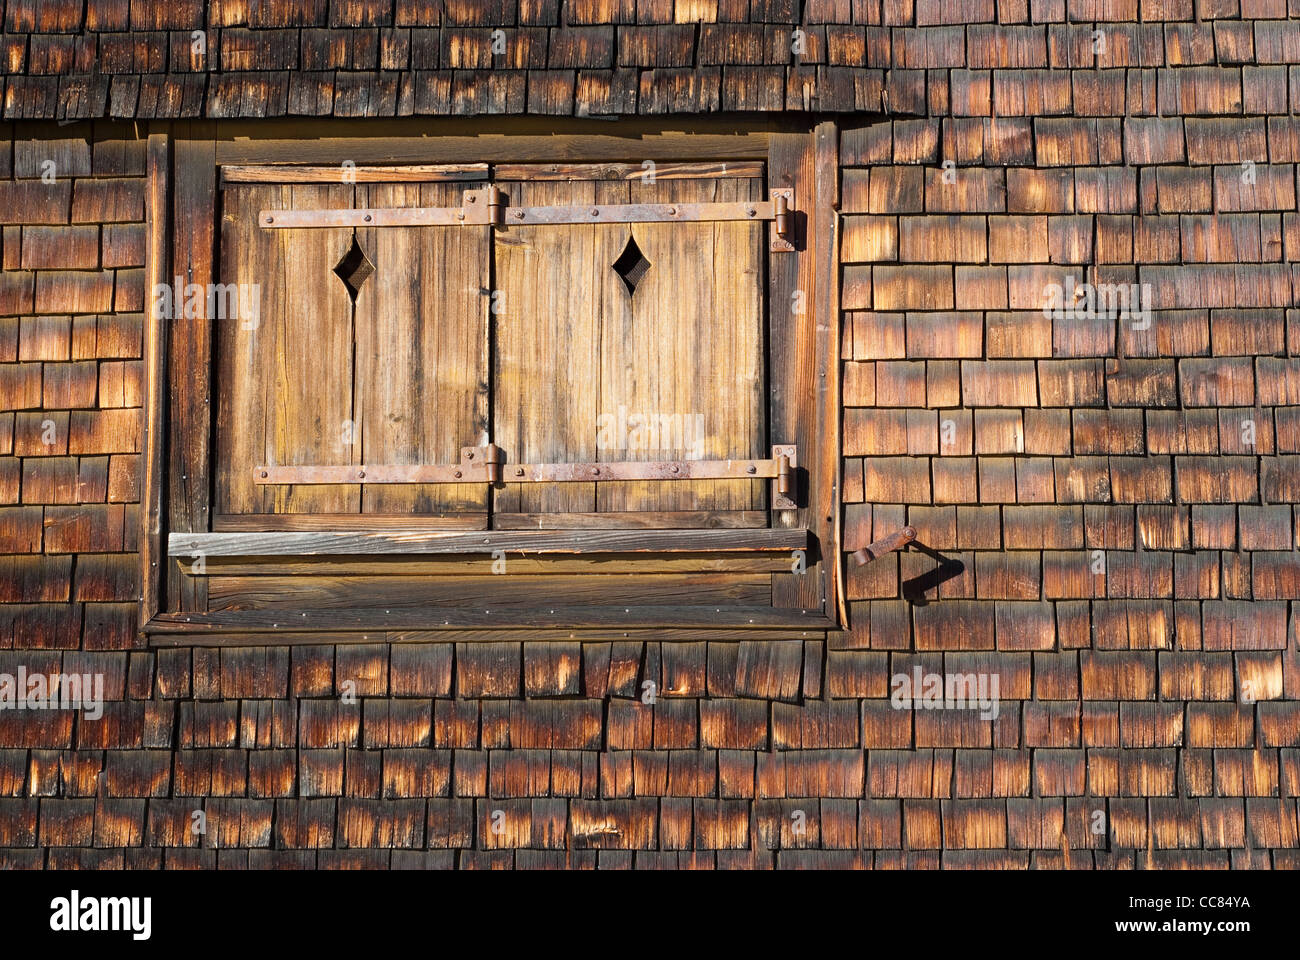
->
[140,128,169,630]
[273,184,359,514]
[768,129,824,612]
[168,123,216,612]
[493,179,603,514]
[216,182,281,518]
[814,120,843,623]
[215,183,357,518]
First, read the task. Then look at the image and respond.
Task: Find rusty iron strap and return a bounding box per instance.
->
[255,456,785,485]
[261,199,779,229]
[254,445,795,487]
[260,189,794,240]
[260,206,474,228]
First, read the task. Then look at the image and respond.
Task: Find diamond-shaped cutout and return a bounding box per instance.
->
[612,234,651,297]
[333,234,375,303]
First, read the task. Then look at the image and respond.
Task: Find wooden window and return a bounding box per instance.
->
[141,123,840,639]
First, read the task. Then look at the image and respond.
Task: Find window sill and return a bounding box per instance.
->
[152,527,829,641]
[143,604,835,639]
[167,528,807,558]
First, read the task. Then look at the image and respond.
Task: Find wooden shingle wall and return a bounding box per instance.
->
[0,1,1299,868]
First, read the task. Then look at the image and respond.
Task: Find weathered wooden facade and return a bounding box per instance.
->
[1,0,1299,868]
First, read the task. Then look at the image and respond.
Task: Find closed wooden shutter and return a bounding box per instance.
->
[216,183,358,519]
[213,165,770,532]
[214,178,491,529]
[493,168,767,526]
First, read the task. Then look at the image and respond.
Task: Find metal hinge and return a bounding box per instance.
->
[260,188,798,250]
[254,443,799,508]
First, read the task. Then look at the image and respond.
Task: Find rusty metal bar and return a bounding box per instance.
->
[259,206,482,228]
[260,193,794,230]
[851,525,917,565]
[770,444,797,510]
[253,462,493,484]
[499,457,781,483]
[254,445,797,488]
[497,200,774,226]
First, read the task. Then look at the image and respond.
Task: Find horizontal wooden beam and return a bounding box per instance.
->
[168,528,809,557]
[213,126,775,166]
[492,510,766,529]
[146,625,831,646]
[144,604,834,635]
[222,163,489,183]
[177,552,799,576]
[213,512,487,531]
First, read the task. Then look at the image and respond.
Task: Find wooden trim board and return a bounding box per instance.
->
[168,528,809,557]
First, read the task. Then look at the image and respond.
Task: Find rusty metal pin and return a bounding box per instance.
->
[774,193,791,241]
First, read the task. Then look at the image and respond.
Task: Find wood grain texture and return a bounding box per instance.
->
[213,124,773,166]
[170,528,806,556]
[168,124,216,613]
[493,510,766,528]
[222,163,489,183]
[767,130,824,613]
[493,171,765,519]
[145,603,833,633]
[355,181,490,515]
[813,120,842,624]
[598,174,765,512]
[492,177,604,514]
[178,552,797,576]
[205,573,772,609]
[146,626,828,646]
[213,513,487,531]
[216,182,357,516]
[140,130,169,630]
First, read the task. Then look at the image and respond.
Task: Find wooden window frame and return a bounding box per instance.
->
[139,118,842,642]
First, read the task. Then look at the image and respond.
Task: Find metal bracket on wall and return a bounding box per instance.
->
[253,443,800,508]
[851,525,917,565]
[259,187,798,249]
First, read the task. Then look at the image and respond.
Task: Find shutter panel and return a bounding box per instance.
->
[493,178,615,515]
[353,181,490,517]
[215,180,491,526]
[597,174,766,513]
[492,170,767,524]
[216,183,358,518]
